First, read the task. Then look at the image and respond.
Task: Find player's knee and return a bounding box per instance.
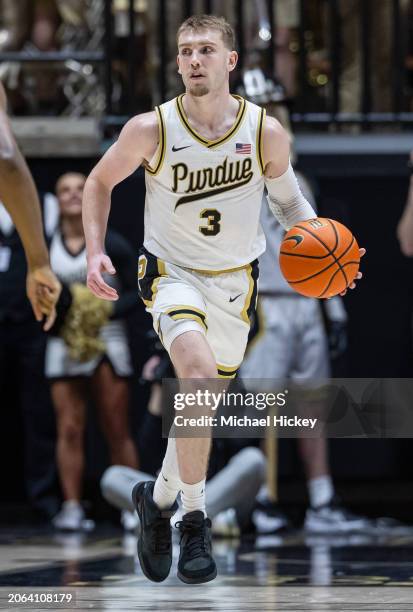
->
[181,361,217,379]
[237,446,267,482]
[98,402,126,432]
[60,420,84,445]
[103,420,129,447]
[100,465,121,498]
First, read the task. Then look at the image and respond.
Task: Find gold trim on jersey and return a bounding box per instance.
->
[138,255,147,280]
[145,106,166,176]
[157,318,166,348]
[244,297,265,356]
[241,264,255,325]
[142,258,167,308]
[216,363,240,378]
[175,94,247,148]
[189,263,249,276]
[165,305,207,332]
[257,107,266,175]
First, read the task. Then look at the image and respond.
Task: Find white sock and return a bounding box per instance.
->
[61,500,84,518]
[181,479,206,517]
[153,437,181,509]
[308,475,334,509]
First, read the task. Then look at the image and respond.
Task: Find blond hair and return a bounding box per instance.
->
[177,14,236,50]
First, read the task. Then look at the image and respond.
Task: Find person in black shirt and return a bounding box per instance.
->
[0,81,62,519]
[0,81,60,327]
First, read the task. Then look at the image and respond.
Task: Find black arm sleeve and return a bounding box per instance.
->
[105,230,139,319]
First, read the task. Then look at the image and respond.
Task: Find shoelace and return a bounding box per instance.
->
[150,517,171,554]
[176,519,208,558]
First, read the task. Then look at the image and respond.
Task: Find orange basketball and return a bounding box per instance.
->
[279,218,360,298]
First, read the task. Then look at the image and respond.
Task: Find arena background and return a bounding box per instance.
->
[1,0,413,524]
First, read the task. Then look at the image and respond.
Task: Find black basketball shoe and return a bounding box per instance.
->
[132,481,178,582]
[176,510,217,584]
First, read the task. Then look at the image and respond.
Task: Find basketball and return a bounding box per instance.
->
[279,218,360,298]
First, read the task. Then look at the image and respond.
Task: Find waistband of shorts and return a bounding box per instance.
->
[184,262,252,276]
[140,246,257,276]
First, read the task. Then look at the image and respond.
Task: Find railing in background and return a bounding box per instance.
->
[292,0,413,125]
[0,0,412,131]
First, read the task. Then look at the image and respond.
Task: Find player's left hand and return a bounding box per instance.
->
[339,248,366,296]
[26,265,62,331]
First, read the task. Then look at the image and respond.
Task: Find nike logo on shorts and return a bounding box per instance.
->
[172,144,192,152]
[162,473,168,482]
[229,293,243,303]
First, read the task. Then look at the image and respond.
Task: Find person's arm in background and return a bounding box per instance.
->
[397,151,413,256]
[105,229,140,318]
[0,82,60,329]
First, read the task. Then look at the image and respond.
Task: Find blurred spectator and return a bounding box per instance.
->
[0,80,62,519]
[0,1,31,52]
[271,0,300,100]
[1,0,105,116]
[0,0,62,114]
[111,0,151,113]
[240,179,363,533]
[0,194,59,520]
[0,200,59,520]
[238,69,371,533]
[47,172,140,531]
[25,0,62,114]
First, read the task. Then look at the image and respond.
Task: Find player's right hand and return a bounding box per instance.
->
[26,265,62,331]
[338,248,366,296]
[86,253,119,301]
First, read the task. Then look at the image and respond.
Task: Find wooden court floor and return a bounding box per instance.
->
[1,526,413,611]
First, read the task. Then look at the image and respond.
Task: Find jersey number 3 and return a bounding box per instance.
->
[199,209,221,236]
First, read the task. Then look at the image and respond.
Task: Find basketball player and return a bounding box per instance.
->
[46,172,140,531]
[0,81,60,330]
[82,15,363,584]
[242,164,369,535]
[237,69,370,534]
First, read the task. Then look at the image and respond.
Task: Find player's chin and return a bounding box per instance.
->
[189,83,209,97]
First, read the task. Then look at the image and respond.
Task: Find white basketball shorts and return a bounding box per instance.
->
[138,247,259,378]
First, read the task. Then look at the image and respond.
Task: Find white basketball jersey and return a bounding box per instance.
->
[50,230,88,285]
[144,95,266,271]
[49,230,119,293]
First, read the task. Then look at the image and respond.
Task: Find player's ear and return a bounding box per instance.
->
[177,55,182,74]
[228,50,238,73]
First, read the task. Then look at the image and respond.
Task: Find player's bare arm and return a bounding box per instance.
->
[82,111,159,300]
[397,151,413,256]
[262,114,365,293]
[0,82,61,330]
